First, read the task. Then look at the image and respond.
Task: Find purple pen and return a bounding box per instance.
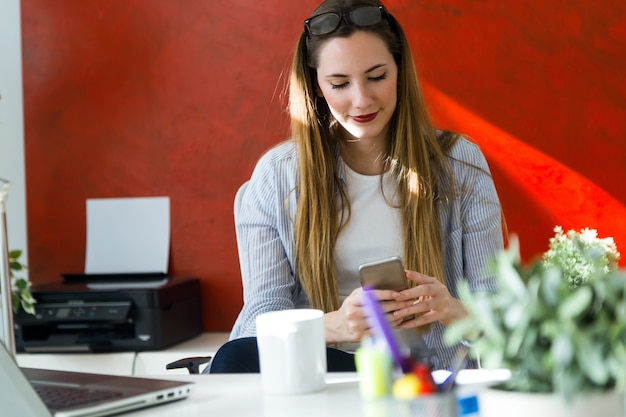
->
[361,286,412,373]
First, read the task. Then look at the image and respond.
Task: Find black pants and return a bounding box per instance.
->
[207,337,357,374]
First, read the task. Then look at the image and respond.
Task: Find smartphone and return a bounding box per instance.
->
[359,256,408,292]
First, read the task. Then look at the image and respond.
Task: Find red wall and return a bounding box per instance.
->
[21,0,626,331]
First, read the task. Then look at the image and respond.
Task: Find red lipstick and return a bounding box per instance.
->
[352,112,377,123]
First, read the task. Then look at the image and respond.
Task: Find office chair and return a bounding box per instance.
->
[165,356,213,374]
[233,180,249,275]
[166,181,249,374]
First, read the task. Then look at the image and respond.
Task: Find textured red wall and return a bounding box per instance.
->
[21,0,626,331]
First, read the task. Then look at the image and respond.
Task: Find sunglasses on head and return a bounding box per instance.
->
[304,5,387,37]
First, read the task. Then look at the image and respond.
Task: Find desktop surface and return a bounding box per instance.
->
[127,373,361,417]
[124,370,510,417]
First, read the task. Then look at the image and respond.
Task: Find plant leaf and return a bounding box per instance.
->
[558,285,592,320]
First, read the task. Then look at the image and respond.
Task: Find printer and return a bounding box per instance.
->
[14,276,203,353]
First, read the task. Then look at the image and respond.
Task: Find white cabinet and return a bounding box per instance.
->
[134,333,228,375]
[16,332,229,376]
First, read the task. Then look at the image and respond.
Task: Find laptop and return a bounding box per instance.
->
[0,342,194,417]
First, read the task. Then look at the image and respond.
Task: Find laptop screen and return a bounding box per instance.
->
[0,341,52,416]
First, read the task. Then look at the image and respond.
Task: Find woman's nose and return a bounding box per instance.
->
[352,83,373,109]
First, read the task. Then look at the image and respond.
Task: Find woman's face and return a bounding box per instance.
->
[316,31,398,143]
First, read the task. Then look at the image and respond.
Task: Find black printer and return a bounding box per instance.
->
[14,276,202,353]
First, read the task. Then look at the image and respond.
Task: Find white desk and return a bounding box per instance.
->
[124,370,511,417]
[16,332,230,376]
[128,373,365,417]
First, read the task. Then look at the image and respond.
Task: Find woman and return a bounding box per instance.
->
[208,0,503,373]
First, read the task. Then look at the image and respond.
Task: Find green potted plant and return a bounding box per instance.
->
[8,249,36,315]
[445,227,626,417]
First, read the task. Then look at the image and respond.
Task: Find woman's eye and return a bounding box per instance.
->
[329,73,386,89]
[331,82,349,90]
[369,73,388,82]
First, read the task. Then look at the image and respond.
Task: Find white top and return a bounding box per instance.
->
[334,160,403,300]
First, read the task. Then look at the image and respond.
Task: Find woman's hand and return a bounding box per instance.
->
[324,287,413,344]
[392,270,468,328]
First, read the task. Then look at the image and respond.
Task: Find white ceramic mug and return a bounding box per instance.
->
[256,309,327,395]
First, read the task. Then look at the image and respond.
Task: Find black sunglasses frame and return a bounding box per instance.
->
[304,5,387,37]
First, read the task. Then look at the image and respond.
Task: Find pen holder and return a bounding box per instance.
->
[399,392,457,417]
[362,392,458,417]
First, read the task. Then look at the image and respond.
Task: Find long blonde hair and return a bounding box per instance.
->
[290,0,458,314]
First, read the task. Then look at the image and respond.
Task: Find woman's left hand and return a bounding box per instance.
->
[392,270,467,328]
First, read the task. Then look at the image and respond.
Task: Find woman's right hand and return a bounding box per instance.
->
[324,287,412,344]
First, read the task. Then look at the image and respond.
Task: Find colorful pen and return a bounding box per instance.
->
[361,286,412,373]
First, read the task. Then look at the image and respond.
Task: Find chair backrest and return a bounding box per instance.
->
[234,181,249,275]
[234,181,249,226]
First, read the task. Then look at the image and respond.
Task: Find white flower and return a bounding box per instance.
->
[542,226,620,288]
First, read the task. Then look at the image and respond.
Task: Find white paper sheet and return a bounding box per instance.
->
[85,197,170,274]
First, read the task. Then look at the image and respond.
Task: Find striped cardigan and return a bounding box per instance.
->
[229,137,503,370]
